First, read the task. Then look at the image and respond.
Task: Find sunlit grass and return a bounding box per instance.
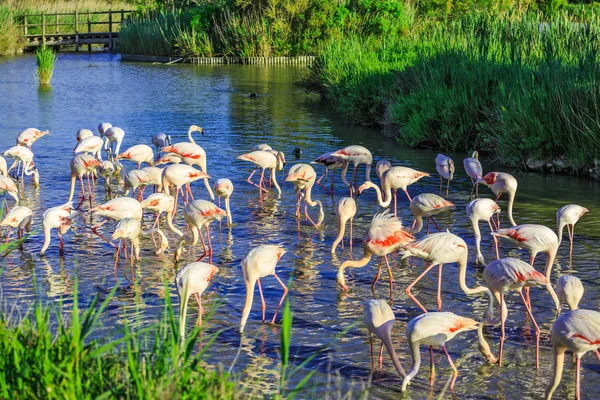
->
[35,45,56,85]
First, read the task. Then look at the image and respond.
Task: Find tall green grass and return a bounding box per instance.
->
[306,11,600,174]
[0,6,23,56]
[35,45,56,84]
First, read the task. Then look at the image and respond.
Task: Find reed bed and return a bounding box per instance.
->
[35,45,56,84]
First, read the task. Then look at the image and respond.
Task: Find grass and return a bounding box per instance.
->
[0,5,23,55]
[304,11,600,176]
[35,45,56,84]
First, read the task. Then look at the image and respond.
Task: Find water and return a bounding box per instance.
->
[1,53,599,399]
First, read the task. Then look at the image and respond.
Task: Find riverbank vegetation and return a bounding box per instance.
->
[35,45,55,84]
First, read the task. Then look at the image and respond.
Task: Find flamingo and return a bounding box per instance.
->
[16,128,49,148]
[358,167,430,217]
[556,204,589,260]
[556,275,584,313]
[116,144,155,168]
[160,125,214,201]
[214,179,233,227]
[376,159,392,179]
[402,232,494,315]
[545,309,600,400]
[140,193,181,235]
[252,143,272,151]
[478,172,518,226]
[311,152,350,194]
[67,154,102,207]
[331,197,357,254]
[362,299,406,377]
[285,164,324,229]
[0,156,7,176]
[479,257,548,368]
[76,128,94,142]
[74,135,104,161]
[4,145,35,182]
[174,200,226,262]
[123,169,151,200]
[141,166,164,192]
[0,206,32,245]
[336,211,414,294]
[110,217,168,266]
[103,126,125,160]
[156,153,183,166]
[405,193,455,234]
[161,164,210,213]
[40,202,78,256]
[99,161,117,197]
[463,151,483,197]
[492,224,560,310]
[0,175,19,207]
[152,132,171,156]
[176,262,219,347]
[89,197,143,245]
[435,154,455,196]
[98,122,112,136]
[466,198,501,266]
[237,150,285,197]
[402,312,478,391]
[240,244,287,333]
[330,145,372,194]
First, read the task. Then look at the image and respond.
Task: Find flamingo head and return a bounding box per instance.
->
[480,172,497,185]
[188,125,204,135]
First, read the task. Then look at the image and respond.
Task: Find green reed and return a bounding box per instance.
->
[0,6,22,56]
[35,45,56,85]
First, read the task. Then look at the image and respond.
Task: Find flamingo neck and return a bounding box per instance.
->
[377,321,406,378]
[457,256,494,319]
[471,217,483,260]
[407,215,423,234]
[365,163,372,182]
[178,286,190,350]
[240,277,257,333]
[270,168,281,197]
[556,221,566,248]
[340,161,351,188]
[402,339,421,391]
[331,215,348,253]
[545,346,566,400]
[40,224,53,256]
[67,174,77,202]
[166,211,183,236]
[506,189,516,226]
[224,197,232,226]
[336,252,372,288]
[187,129,197,144]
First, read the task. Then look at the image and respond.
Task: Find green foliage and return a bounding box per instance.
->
[35,45,56,85]
[0,6,23,56]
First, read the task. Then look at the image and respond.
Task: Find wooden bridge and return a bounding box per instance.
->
[17,10,135,51]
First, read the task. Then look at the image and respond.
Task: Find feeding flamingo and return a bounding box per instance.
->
[76,128,94,142]
[4,145,35,183]
[362,299,406,376]
[74,136,104,161]
[285,164,324,229]
[141,166,164,192]
[331,197,357,254]
[336,211,414,294]
[89,197,143,245]
[237,150,285,197]
[214,178,234,227]
[161,164,210,213]
[116,144,155,168]
[67,154,102,207]
[0,205,32,245]
[376,159,392,179]
[141,193,181,235]
[0,175,19,207]
[359,167,430,217]
[556,204,589,260]
[311,152,350,194]
[330,145,372,194]
[402,312,478,391]
[123,169,151,201]
[463,151,483,197]
[103,126,125,161]
[0,156,7,176]
[435,154,455,196]
[405,193,455,234]
[40,202,78,256]
[478,172,518,226]
[240,244,287,333]
[466,198,501,266]
[110,217,168,266]
[556,275,584,313]
[16,128,49,148]
[152,132,171,156]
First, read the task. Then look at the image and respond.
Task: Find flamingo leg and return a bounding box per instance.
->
[442,346,458,390]
[247,168,267,193]
[270,273,288,325]
[304,203,320,229]
[205,225,213,263]
[439,176,442,194]
[393,190,397,218]
[403,188,412,202]
[349,217,353,257]
[469,177,475,198]
[405,263,437,313]
[576,355,581,400]
[446,178,450,197]
[369,333,374,368]
[437,264,443,311]
[87,174,93,208]
[194,293,203,327]
[488,220,500,260]
[429,346,436,386]
[4,228,11,244]
[476,180,479,197]
[186,183,195,202]
[499,293,505,367]
[384,255,393,296]
[257,278,266,322]
[371,257,384,289]
[58,232,64,256]
[519,289,540,369]
[378,343,384,371]
[426,217,430,235]
[430,217,442,232]
[316,170,332,195]
[568,224,574,260]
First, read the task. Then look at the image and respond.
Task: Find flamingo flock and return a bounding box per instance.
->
[0,125,597,399]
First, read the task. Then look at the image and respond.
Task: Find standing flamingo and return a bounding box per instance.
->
[362,299,406,377]
[176,262,219,347]
[214,179,234,227]
[67,154,102,207]
[152,132,171,156]
[463,151,483,197]
[545,309,600,400]
[4,145,35,182]
[141,166,164,192]
[74,136,104,161]
[0,206,32,244]
[478,172,518,226]
[103,127,125,160]
[16,128,49,148]
[40,202,78,256]
[161,164,210,213]
[285,164,324,229]
[76,128,94,142]
[161,125,214,201]
[466,198,501,266]
[556,204,589,260]
[402,231,494,315]
[0,175,19,207]
[117,144,155,168]
[123,169,151,201]
[237,150,285,197]
[240,244,287,333]
[405,193,455,234]
[492,224,560,310]
[402,312,478,391]
[174,200,227,262]
[435,154,455,196]
[376,159,392,179]
[331,197,357,254]
[141,193,181,235]
[311,152,350,194]
[359,167,430,217]
[336,211,414,294]
[480,257,548,368]
[330,145,372,194]
[110,217,168,266]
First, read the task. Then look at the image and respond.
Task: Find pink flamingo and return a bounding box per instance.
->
[117,144,155,168]
[285,164,324,228]
[237,150,285,197]
[435,154,455,196]
[336,211,414,294]
[123,169,151,201]
[140,193,181,235]
[161,164,210,213]
[103,127,125,161]
[545,309,600,400]
[311,152,349,194]
[156,153,183,166]
[40,202,78,256]
[174,200,226,262]
[176,262,219,347]
[0,206,32,245]
[362,299,406,376]
[67,154,102,208]
[74,136,104,161]
[141,166,164,192]
[463,151,483,197]
[4,145,35,183]
[331,197,357,254]
[0,156,7,176]
[480,257,548,369]
[214,178,234,227]
[0,175,19,207]
[478,172,518,226]
[402,312,478,391]
[556,204,589,260]
[405,193,455,234]
[89,197,143,247]
[466,198,500,266]
[110,217,167,267]
[240,244,287,333]
[492,224,560,310]
[16,128,49,148]
[76,128,94,142]
[359,167,430,217]
[330,145,373,194]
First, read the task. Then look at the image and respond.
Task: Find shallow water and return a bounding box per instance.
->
[0,53,599,399]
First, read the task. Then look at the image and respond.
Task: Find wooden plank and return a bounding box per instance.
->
[41,12,45,46]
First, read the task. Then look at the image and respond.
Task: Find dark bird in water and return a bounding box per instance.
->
[248,92,258,98]
[293,148,302,158]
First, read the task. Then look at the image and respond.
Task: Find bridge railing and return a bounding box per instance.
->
[16,9,136,50]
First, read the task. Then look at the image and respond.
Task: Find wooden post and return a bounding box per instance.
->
[108,10,113,52]
[87,11,91,52]
[120,9,125,26]
[55,13,58,33]
[75,10,79,51]
[41,12,46,47]
[23,15,27,36]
